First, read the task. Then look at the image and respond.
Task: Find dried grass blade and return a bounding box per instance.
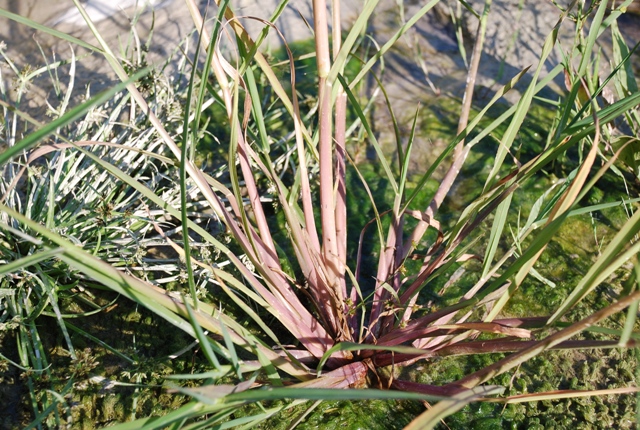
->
[482,386,640,404]
[452,289,640,389]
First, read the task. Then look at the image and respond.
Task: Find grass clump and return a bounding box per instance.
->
[1,0,640,428]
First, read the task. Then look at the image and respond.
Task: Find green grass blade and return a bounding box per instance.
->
[619,262,640,347]
[405,386,505,430]
[1,201,309,378]
[105,402,220,430]
[327,0,379,85]
[347,0,441,91]
[337,74,398,194]
[548,207,640,324]
[0,8,101,52]
[453,289,640,390]
[64,321,134,364]
[179,16,206,309]
[484,0,577,191]
[481,193,513,279]
[564,91,640,135]
[184,300,223,371]
[398,107,420,200]
[224,386,498,403]
[0,68,149,166]
[401,64,537,215]
[0,205,218,349]
[37,268,77,359]
[576,0,608,77]
[0,247,63,275]
[219,308,242,380]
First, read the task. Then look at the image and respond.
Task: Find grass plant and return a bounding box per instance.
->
[1,0,640,428]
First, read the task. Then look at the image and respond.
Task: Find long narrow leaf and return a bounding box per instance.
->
[0,68,149,166]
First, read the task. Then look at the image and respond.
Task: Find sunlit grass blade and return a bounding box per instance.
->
[0,68,149,166]
[404,385,505,430]
[178,9,211,310]
[398,107,419,204]
[327,0,378,85]
[210,274,296,381]
[27,131,334,361]
[452,289,640,390]
[489,106,601,320]
[481,194,512,280]
[0,203,308,378]
[564,90,640,135]
[105,402,224,430]
[0,8,100,52]
[337,74,397,194]
[576,0,608,78]
[224,386,490,403]
[401,64,536,216]
[347,0,441,91]
[548,207,640,324]
[482,386,640,404]
[565,38,640,131]
[185,0,312,144]
[484,0,577,191]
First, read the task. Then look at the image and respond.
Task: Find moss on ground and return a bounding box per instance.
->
[0,293,211,429]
